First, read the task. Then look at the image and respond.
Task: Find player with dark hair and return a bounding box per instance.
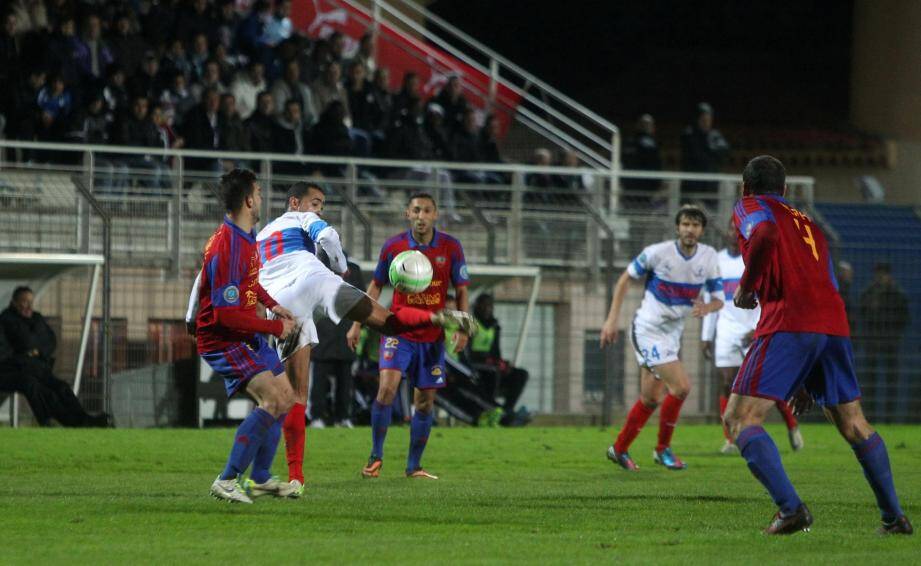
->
[601,205,724,471]
[187,182,475,495]
[195,168,298,503]
[350,192,472,479]
[724,155,912,535]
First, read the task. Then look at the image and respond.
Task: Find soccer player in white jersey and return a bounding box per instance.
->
[600,205,724,471]
[701,220,803,454]
[187,182,475,495]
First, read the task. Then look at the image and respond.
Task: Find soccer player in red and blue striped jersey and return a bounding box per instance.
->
[350,193,471,479]
[196,169,299,503]
[724,156,912,535]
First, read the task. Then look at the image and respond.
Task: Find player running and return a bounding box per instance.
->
[188,182,475,496]
[350,193,471,480]
[196,169,299,503]
[701,219,803,454]
[601,205,724,471]
[724,155,912,535]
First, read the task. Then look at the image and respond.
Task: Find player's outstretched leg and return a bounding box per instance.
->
[775,400,804,452]
[363,369,401,478]
[406,389,438,479]
[825,401,913,535]
[725,394,812,534]
[651,362,690,470]
[346,293,476,337]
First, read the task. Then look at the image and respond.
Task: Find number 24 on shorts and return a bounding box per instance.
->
[642,346,660,361]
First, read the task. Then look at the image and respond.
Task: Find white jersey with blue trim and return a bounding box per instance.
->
[255,211,347,292]
[701,249,760,340]
[628,240,724,327]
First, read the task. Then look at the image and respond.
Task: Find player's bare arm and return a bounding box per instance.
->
[452,285,470,353]
[600,269,641,347]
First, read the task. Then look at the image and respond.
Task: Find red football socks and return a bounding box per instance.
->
[283,402,306,483]
[385,307,434,334]
[656,394,685,452]
[776,400,798,430]
[719,395,732,441]
[614,399,656,454]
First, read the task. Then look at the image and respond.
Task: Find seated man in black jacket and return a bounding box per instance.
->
[0,286,110,427]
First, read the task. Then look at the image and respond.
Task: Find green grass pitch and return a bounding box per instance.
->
[1,423,917,564]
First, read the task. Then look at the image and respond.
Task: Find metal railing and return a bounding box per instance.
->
[330,0,621,169]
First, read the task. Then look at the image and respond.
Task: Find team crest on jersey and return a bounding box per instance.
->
[431,366,443,377]
[694,267,704,278]
[460,264,469,279]
[383,350,394,361]
[223,285,240,304]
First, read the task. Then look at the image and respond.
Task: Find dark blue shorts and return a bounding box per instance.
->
[201,335,285,398]
[732,332,861,407]
[378,335,447,390]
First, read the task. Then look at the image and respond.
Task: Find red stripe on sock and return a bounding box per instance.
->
[283,403,306,483]
[656,394,685,452]
[614,399,656,453]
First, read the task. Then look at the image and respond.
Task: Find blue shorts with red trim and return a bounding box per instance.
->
[732,332,861,407]
[201,335,285,398]
[378,335,447,390]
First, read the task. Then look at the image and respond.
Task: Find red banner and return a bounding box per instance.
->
[291,0,520,135]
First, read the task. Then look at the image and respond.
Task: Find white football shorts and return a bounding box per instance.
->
[265,267,365,359]
[630,316,683,372]
[714,328,752,368]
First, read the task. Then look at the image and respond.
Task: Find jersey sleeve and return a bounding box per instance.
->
[705,253,725,302]
[733,196,776,241]
[185,269,202,322]
[450,239,470,287]
[373,243,392,286]
[205,244,242,309]
[627,245,656,279]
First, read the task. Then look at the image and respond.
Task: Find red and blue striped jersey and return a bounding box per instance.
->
[733,194,849,337]
[196,218,278,353]
[373,229,469,342]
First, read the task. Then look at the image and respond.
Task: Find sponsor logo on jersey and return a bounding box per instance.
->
[244,289,257,307]
[406,293,442,306]
[435,256,447,265]
[223,285,240,304]
[694,267,704,278]
[383,350,394,361]
[459,264,469,280]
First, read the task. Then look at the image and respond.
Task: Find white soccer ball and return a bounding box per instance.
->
[389,250,433,294]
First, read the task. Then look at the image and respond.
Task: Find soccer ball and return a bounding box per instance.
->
[389,250,433,294]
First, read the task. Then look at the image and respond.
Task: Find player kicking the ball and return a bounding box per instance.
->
[701,219,803,454]
[188,182,475,496]
[723,155,911,535]
[195,169,299,503]
[601,205,724,471]
[349,193,471,480]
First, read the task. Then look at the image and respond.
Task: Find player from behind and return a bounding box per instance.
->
[724,155,912,535]
[196,169,298,503]
[600,205,724,471]
[349,193,471,480]
[701,219,802,454]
